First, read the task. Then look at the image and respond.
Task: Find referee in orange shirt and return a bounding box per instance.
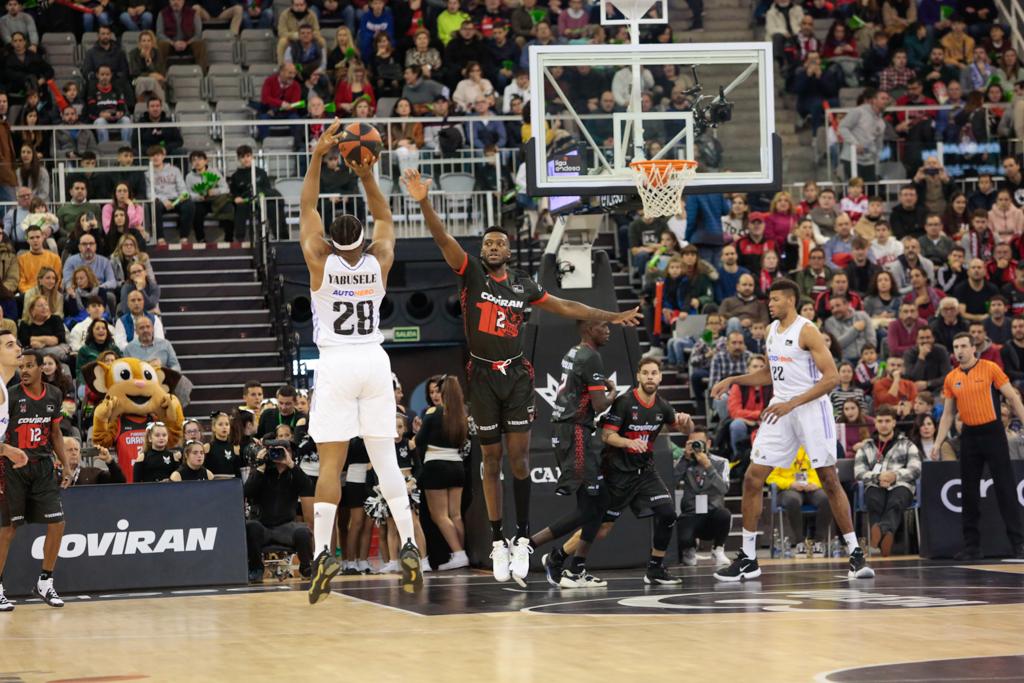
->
[934,332,1024,560]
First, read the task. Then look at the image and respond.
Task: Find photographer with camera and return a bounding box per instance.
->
[674,431,731,568]
[243,439,315,583]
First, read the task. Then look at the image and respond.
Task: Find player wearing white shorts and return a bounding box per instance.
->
[300,121,423,604]
[710,279,873,582]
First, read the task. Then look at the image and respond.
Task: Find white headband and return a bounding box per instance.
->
[331,229,364,251]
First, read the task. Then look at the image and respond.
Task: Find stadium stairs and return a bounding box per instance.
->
[151,245,286,420]
[669,0,821,183]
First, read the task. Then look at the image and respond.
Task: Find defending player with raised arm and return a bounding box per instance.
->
[300,121,423,604]
[401,167,643,586]
[709,278,873,582]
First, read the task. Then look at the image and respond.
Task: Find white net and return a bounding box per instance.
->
[628,160,698,219]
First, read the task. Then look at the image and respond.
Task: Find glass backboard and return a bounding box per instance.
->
[525,42,781,197]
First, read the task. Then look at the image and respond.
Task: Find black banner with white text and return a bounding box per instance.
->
[4,480,248,595]
[918,461,1024,558]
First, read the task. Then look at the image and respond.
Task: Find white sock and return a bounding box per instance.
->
[313,502,337,556]
[364,436,417,550]
[843,532,859,551]
[742,528,757,559]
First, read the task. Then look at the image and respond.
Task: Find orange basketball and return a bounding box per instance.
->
[338,122,383,165]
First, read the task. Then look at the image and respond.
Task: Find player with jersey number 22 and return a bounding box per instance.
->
[710,279,874,582]
[300,120,424,604]
[402,168,642,587]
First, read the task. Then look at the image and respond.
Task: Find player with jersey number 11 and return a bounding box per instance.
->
[299,120,423,604]
[710,279,874,582]
[401,168,643,587]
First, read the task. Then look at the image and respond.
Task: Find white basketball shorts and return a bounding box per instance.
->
[750,396,837,469]
[309,343,397,443]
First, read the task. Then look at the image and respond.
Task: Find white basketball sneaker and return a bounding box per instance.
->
[510,537,532,587]
[711,546,730,567]
[34,578,64,608]
[0,584,13,612]
[438,550,469,571]
[490,540,511,582]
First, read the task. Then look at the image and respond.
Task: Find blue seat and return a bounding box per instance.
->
[856,479,920,556]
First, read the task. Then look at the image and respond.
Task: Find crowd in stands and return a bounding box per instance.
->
[764,0,1024,179]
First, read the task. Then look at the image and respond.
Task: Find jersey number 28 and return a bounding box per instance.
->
[333,300,375,336]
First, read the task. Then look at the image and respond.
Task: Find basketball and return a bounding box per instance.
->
[338,122,382,166]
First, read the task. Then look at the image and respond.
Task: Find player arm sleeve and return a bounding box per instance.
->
[526,278,548,305]
[582,353,607,392]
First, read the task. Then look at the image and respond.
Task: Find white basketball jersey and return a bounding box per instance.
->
[766,315,822,401]
[311,252,386,347]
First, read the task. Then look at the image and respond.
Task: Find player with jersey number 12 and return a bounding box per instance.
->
[710,279,873,582]
[300,120,423,604]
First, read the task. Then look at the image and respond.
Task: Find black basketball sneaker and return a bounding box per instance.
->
[541,552,565,587]
[713,552,762,582]
[308,548,342,605]
[399,539,424,594]
[847,547,875,579]
[643,564,682,586]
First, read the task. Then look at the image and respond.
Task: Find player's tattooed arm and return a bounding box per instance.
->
[601,428,647,453]
[401,168,467,272]
[533,295,642,326]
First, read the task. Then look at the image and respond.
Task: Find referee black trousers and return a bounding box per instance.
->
[960,422,1024,552]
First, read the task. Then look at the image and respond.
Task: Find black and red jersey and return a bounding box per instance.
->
[7,383,63,460]
[455,254,547,361]
[599,389,675,473]
[550,343,607,428]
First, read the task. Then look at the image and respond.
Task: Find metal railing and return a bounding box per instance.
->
[785,174,1002,205]
[993,0,1024,57]
[822,102,1020,185]
[253,212,305,388]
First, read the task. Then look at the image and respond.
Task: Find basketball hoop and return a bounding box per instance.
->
[628,159,698,218]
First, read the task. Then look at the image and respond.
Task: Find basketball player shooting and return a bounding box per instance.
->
[300,120,423,603]
[709,279,874,582]
[402,168,642,586]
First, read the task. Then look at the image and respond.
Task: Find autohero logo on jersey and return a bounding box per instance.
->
[30,518,218,560]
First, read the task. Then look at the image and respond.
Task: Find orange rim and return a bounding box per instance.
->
[630,159,697,189]
[629,159,698,173]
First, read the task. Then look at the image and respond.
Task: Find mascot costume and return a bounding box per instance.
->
[83,358,185,482]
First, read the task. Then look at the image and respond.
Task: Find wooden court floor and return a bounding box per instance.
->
[1,557,1023,683]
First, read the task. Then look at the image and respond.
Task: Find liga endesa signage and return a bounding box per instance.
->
[918,461,1024,558]
[4,480,248,596]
